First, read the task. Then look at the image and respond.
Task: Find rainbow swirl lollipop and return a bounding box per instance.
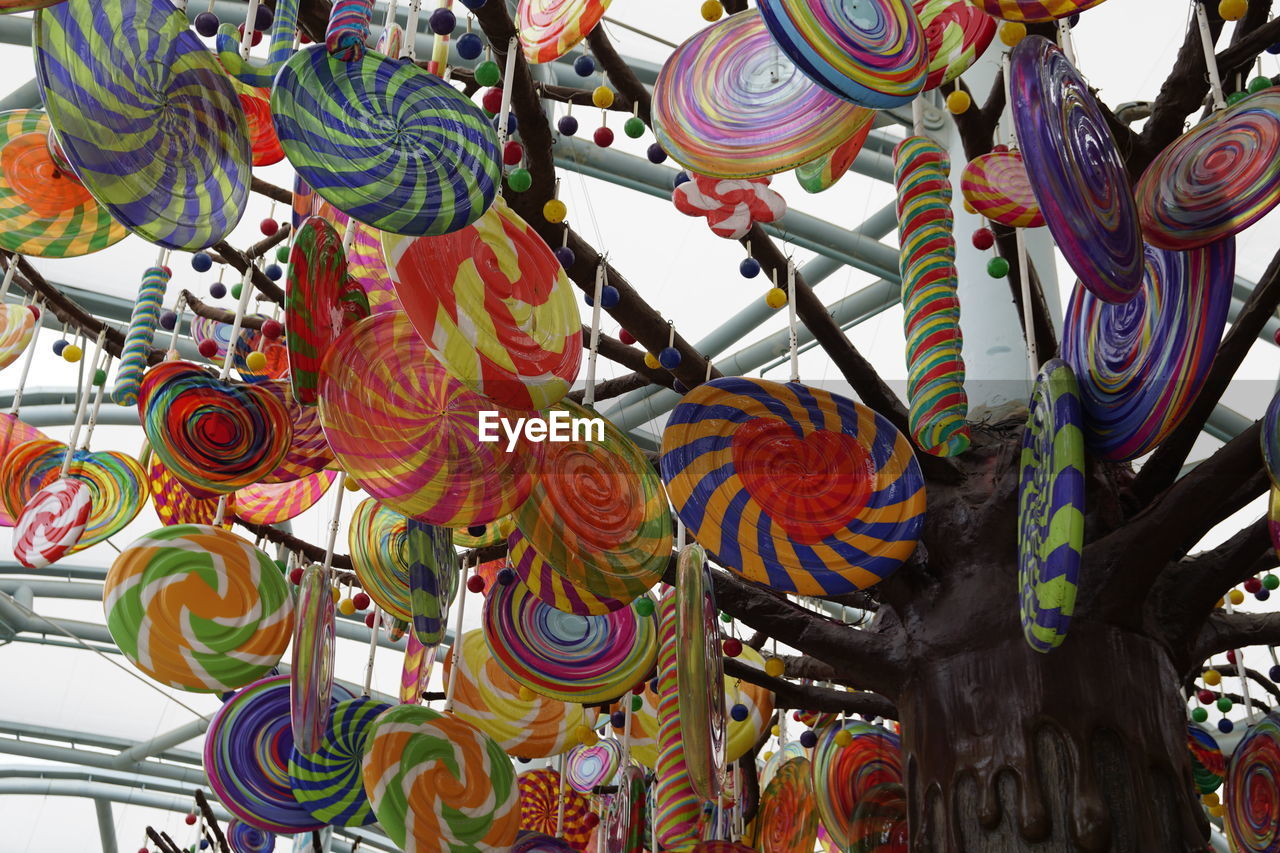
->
[443,628,589,759]
[145,456,231,528]
[348,497,413,622]
[566,739,623,793]
[482,577,658,704]
[517,767,593,847]
[762,742,808,790]
[1010,36,1142,304]
[383,198,582,410]
[0,304,35,370]
[1061,239,1233,461]
[315,204,403,315]
[289,696,389,827]
[959,150,1045,229]
[139,361,291,496]
[1137,89,1280,251]
[849,782,908,853]
[654,590,702,852]
[206,675,355,834]
[1226,712,1280,853]
[795,111,876,194]
[1188,723,1225,796]
[33,0,251,249]
[661,377,925,597]
[508,529,629,616]
[407,518,457,646]
[652,10,877,179]
[519,0,612,63]
[256,380,335,484]
[915,0,995,91]
[757,756,819,853]
[811,721,902,851]
[971,0,1108,22]
[236,85,285,168]
[0,415,47,526]
[603,764,647,853]
[318,312,538,525]
[235,471,337,526]
[756,0,927,108]
[1266,393,1280,488]
[675,544,726,802]
[290,564,336,756]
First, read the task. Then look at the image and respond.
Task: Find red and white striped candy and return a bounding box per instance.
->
[13,478,91,568]
[672,173,787,240]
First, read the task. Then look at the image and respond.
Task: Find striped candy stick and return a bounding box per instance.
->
[326,0,376,62]
[113,266,169,407]
[216,0,302,88]
[654,589,703,851]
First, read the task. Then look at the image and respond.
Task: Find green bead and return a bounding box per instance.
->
[274,559,288,574]
[1227,90,1249,105]
[92,368,107,386]
[719,612,733,624]
[275,246,290,263]
[987,256,1010,278]
[631,694,643,711]
[1217,696,1233,712]
[231,282,243,299]
[475,60,501,88]
[1191,707,1209,723]
[1264,573,1279,590]
[634,597,655,617]
[1249,75,1273,93]
[507,168,532,192]
[624,116,645,139]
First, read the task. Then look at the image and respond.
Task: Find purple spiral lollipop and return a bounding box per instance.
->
[1010,35,1142,304]
[205,675,354,833]
[227,819,275,853]
[1062,238,1234,462]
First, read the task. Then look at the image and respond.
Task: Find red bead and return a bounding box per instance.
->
[1274,328,1280,346]
[160,265,173,277]
[26,305,39,321]
[365,612,377,628]
[594,126,615,148]
[1198,689,1215,704]
[260,319,284,340]
[583,813,600,828]
[1227,649,1239,664]
[1245,577,1264,593]
[236,24,264,46]
[991,144,1009,153]
[481,87,504,114]
[721,637,743,657]
[289,567,303,585]
[971,227,995,250]
[502,140,524,166]
[259,218,280,236]
[185,814,197,826]
[466,574,486,593]
[352,592,370,610]
[197,338,219,358]
[618,329,636,345]
[299,30,313,44]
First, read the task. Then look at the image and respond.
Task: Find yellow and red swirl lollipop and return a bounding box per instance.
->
[348,497,412,622]
[0,415,46,526]
[517,767,593,848]
[235,470,337,525]
[318,312,538,526]
[960,149,1045,229]
[518,0,612,63]
[757,756,819,853]
[256,380,335,483]
[146,456,232,528]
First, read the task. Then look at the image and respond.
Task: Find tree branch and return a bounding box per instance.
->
[724,657,897,718]
[1193,609,1280,667]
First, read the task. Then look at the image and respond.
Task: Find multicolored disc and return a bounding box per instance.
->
[256,379,336,483]
[348,497,413,622]
[515,400,671,605]
[235,470,337,526]
[234,83,285,167]
[289,696,390,827]
[1136,88,1280,251]
[810,721,902,851]
[518,0,612,63]
[1017,359,1085,655]
[675,544,726,801]
[517,767,594,847]
[273,46,500,237]
[1010,35,1142,304]
[289,564,335,756]
[915,0,995,91]
[652,10,878,179]
[756,0,927,108]
[507,528,628,616]
[565,739,622,793]
[318,311,538,526]
[795,111,876,193]
[757,756,819,853]
[970,0,1109,23]
[1225,712,1280,853]
[406,518,457,646]
[0,109,126,257]
[603,764,646,853]
[849,782,909,853]
[33,0,251,249]
[12,476,89,568]
[0,414,47,527]
[959,149,1045,228]
[1188,723,1225,796]
[661,377,926,596]
[1061,239,1233,461]
[145,456,231,528]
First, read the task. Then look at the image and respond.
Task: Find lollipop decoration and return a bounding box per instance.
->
[289,696,390,827]
[407,518,457,645]
[0,305,35,370]
[959,150,1045,229]
[654,591,703,852]
[849,783,909,853]
[146,456,230,527]
[914,0,995,91]
[216,0,302,88]
[507,529,629,615]
[290,564,336,755]
[226,820,275,853]
[676,544,726,801]
[257,380,336,483]
[810,722,902,851]
[348,497,413,622]
[237,86,285,167]
[519,0,613,63]
[235,471,338,526]
[1188,723,1225,796]
[1017,359,1085,654]
[0,414,47,527]
[33,0,252,249]
[795,113,876,194]
[400,632,437,705]
[603,764,646,853]
[1264,393,1280,487]
[13,477,89,568]
[566,739,623,793]
[895,133,970,457]
[673,174,787,240]
[1225,712,1280,852]
[327,0,375,61]
[757,756,819,853]
[662,377,926,596]
[113,266,170,407]
[517,767,593,847]
[971,0,1108,23]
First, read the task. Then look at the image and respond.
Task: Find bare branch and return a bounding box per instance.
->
[1193,609,1280,667]
[725,657,897,718]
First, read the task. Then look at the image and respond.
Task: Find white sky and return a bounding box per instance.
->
[0,0,1278,849]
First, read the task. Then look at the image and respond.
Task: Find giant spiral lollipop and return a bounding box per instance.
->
[13,476,89,568]
[1061,239,1234,461]
[519,0,613,63]
[849,783,909,853]
[959,149,1045,229]
[517,767,593,848]
[226,820,275,853]
[566,739,622,794]
[0,415,46,527]
[0,304,35,370]
[676,544,726,801]
[348,497,413,622]
[146,456,230,528]
[235,471,337,526]
[914,0,995,91]
[256,380,335,483]
[1226,712,1280,852]
[216,0,300,88]
[810,721,902,851]
[603,764,647,853]
[234,82,285,167]
[288,696,390,827]
[1188,723,1225,796]
[757,756,819,853]
[290,564,336,756]
[407,518,457,646]
[970,0,1108,22]
[508,529,628,615]
[326,0,375,61]
[654,590,702,852]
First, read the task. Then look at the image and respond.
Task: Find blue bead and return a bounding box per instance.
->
[457,32,484,60]
[557,115,579,137]
[429,8,456,35]
[574,55,596,77]
[493,112,517,133]
[799,730,818,748]
[194,11,219,37]
[647,143,667,164]
[1218,718,1235,734]
[673,381,688,394]
[209,282,227,299]
[1258,589,1271,601]
[264,264,283,281]
[191,252,213,272]
[497,567,516,586]
[730,704,748,722]
[1067,12,1079,26]
[659,346,682,369]
[600,285,620,308]
[739,257,761,278]
[199,842,209,850]
[554,247,576,269]
[254,4,273,30]
[51,339,67,356]
[611,711,626,728]
[159,310,177,331]
[1269,42,1280,55]
[674,171,690,188]
[649,678,659,693]
[1271,665,1280,682]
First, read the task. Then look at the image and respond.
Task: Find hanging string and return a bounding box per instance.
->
[442,557,473,713]
[1001,52,1040,377]
[9,295,42,416]
[363,607,382,696]
[1195,1,1228,110]
[219,263,258,381]
[582,260,605,408]
[343,217,359,253]
[0,254,21,302]
[319,472,350,585]
[496,36,520,151]
[384,0,399,30]
[404,0,423,60]
[910,96,925,138]
[556,752,567,836]
[79,352,113,450]
[165,294,188,361]
[59,330,101,478]
[242,0,262,59]
[786,260,799,383]
[429,0,453,75]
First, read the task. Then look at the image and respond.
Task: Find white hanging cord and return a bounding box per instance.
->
[1056,19,1077,64]
[219,264,257,381]
[496,36,520,150]
[1195,2,1228,110]
[166,294,188,360]
[910,96,925,138]
[363,607,382,695]
[556,753,567,836]
[59,330,102,478]
[79,351,113,450]
[582,261,605,408]
[8,296,42,415]
[343,218,359,252]
[319,472,350,585]
[1001,52,1040,378]
[403,0,423,60]
[213,494,229,527]
[242,0,262,59]
[383,0,399,29]
[786,260,799,383]
[442,557,472,713]
[0,254,21,302]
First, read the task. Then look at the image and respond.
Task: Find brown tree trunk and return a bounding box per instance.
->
[897,623,1208,852]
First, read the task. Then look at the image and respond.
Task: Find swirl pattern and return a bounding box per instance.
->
[1062,239,1233,461]
[0,415,46,527]
[795,111,876,193]
[235,471,338,526]
[273,46,500,237]
[518,0,613,63]
[1188,723,1225,796]
[517,767,593,847]
[256,380,335,483]
[215,0,299,88]
[326,0,375,61]
[652,10,874,179]
[1136,89,1280,251]
[362,705,520,852]
[1226,712,1280,853]
[849,782,909,853]
[758,756,819,853]
[289,696,389,827]
[146,456,230,528]
[316,204,404,314]
[1018,359,1085,654]
[676,544,726,801]
[399,632,437,705]
[33,0,251,249]
[113,266,169,407]
[1010,35,1142,304]
[662,377,925,596]
[0,109,125,258]
[407,518,457,645]
[290,564,336,756]
[236,86,285,167]
[566,740,622,793]
[970,0,1107,22]
[226,819,275,853]
[603,764,647,853]
[319,312,538,525]
[655,589,703,852]
[348,497,413,622]
[0,304,35,370]
[756,0,927,108]
[811,721,902,851]
[13,477,89,568]
[384,198,582,410]
[482,577,658,703]
[103,525,294,692]
[508,529,628,615]
[915,0,994,91]
[959,150,1045,229]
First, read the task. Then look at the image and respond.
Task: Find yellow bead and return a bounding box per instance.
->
[331,585,341,603]
[761,750,773,761]
[1209,804,1226,818]
[644,352,660,369]
[519,685,536,701]
[834,729,853,747]
[343,476,361,491]
[62,344,82,363]
[579,726,599,745]
[764,657,785,678]
[1229,589,1246,605]
[999,22,1027,46]
[945,90,971,114]
[338,598,356,616]
[1216,597,1225,608]
[1220,0,1247,20]
[770,724,781,737]
[543,198,567,223]
[765,287,787,309]
[245,350,268,371]
[700,0,723,20]
[1203,669,1222,686]
[1202,792,1220,807]
[592,86,615,109]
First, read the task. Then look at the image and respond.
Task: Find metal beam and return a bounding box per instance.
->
[94,798,118,853]
[111,718,209,769]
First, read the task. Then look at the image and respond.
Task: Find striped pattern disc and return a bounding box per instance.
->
[1017,358,1085,654]
[407,518,457,645]
[515,400,671,605]
[507,529,627,615]
[757,756,819,853]
[257,380,336,484]
[289,696,390,827]
[675,544,726,802]
[959,150,1045,228]
[654,589,703,850]
[146,456,232,528]
[348,497,412,622]
[849,782,909,853]
[971,0,1107,23]
[272,46,500,237]
[0,414,47,526]
[518,0,612,63]
[0,1,66,11]
[660,377,926,597]
[235,470,337,526]
[290,564,335,757]
[33,0,251,249]
[517,768,593,846]
[0,110,125,257]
